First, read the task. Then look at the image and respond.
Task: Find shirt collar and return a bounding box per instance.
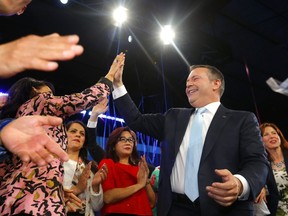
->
[197,101,221,115]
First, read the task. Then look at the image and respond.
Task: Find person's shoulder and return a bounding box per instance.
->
[221,106,258,123]
[221,105,254,116]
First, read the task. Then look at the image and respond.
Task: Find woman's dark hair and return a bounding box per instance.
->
[259,122,288,161]
[0,77,55,119]
[105,126,139,165]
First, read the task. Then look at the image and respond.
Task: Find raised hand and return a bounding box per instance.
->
[0,33,84,78]
[206,169,241,206]
[0,115,68,166]
[113,53,125,88]
[89,98,109,122]
[105,52,125,82]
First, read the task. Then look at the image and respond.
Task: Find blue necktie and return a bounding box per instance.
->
[184,107,206,201]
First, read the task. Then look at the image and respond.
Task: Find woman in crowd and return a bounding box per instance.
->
[0,53,125,215]
[64,119,107,215]
[99,127,156,216]
[256,123,288,215]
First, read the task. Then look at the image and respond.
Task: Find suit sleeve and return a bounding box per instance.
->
[87,127,105,164]
[114,93,165,140]
[237,112,269,200]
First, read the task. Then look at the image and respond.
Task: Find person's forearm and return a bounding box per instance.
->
[145,183,156,208]
[103,184,144,204]
[88,113,99,123]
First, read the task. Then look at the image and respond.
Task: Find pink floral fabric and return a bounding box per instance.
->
[0,82,110,216]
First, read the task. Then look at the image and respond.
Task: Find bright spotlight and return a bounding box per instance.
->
[60,0,68,4]
[160,25,175,45]
[113,6,128,27]
[128,35,132,43]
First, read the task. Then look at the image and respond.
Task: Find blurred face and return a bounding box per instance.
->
[115,131,135,159]
[262,126,281,150]
[186,67,221,107]
[34,85,52,94]
[0,94,8,110]
[67,123,86,152]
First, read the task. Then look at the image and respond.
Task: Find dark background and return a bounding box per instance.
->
[0,0,287,138]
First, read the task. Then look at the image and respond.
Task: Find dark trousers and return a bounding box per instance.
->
[167,193,201,216]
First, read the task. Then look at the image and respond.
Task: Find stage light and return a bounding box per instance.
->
[81,110,125,123]
[160,25,175,45]
[60,0,68,4]
[128,35,132,43]
[113,6,128,27]
[0,92,8,96]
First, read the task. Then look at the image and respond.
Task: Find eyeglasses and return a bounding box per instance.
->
[118,137,135,144]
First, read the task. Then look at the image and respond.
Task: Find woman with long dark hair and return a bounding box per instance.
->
[255,123,288,216]
[0,53,125,215]
[64,120,107,216]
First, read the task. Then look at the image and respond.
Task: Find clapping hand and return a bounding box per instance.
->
[92,163,108,193]
[137,155,149,188]
[73,161,92,195]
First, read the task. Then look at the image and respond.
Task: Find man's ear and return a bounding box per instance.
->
[213,79,221,91]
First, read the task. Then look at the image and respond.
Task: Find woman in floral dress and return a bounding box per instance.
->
[0,53,125,216]
[257,123,288,216]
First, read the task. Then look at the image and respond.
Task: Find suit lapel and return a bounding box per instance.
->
[201,105,230,162]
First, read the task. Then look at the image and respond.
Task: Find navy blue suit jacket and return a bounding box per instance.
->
[115,93,269,216]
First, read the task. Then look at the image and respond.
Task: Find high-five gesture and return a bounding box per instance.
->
[105,52,125,82]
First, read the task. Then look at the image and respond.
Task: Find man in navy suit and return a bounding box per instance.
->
[112,63,269,216]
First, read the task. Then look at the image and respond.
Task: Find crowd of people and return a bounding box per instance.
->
[0,1,287,216]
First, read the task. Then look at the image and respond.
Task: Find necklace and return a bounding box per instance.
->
[272,160,285,168]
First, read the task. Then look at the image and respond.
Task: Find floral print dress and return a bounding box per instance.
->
[0,78,111,216]
[273,165,288,215]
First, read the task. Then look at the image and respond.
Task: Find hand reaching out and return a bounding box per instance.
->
[0,33,84,78]
[206,169,241,206]
[0,115,68,166]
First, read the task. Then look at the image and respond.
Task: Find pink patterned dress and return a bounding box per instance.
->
[0,78,111,216]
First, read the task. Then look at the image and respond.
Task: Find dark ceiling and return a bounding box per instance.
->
[0,0,288,136]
